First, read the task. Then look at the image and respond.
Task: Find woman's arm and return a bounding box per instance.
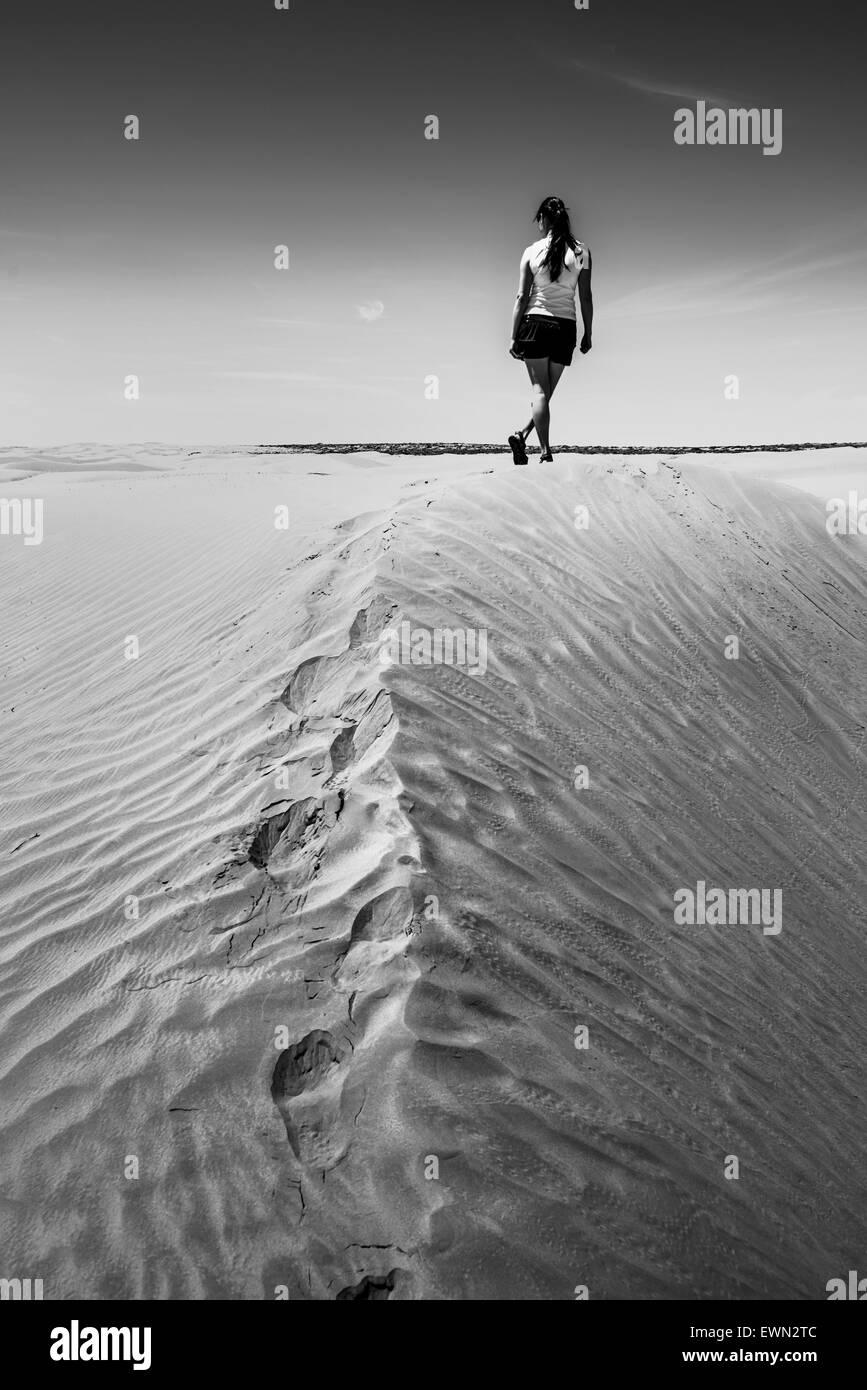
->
[510,250,534,353]
[578,247,593,353]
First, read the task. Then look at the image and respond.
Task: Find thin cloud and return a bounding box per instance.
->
[206,369,403,399]
[605,235,867,324]
[253,317,338,330]
[356,300,385,322]
[0,226,60,241]
[568,57,741,111]
[211,370,326,382]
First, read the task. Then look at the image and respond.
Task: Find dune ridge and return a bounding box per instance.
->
[266,456,867,1299]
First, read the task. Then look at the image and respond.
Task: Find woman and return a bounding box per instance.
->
[508,196,593,464]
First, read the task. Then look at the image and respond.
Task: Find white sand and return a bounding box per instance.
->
[1,445,866,1299]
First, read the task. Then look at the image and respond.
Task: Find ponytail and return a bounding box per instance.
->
[534,195,578,282]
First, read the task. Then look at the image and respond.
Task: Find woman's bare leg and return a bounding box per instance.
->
[523,357,551,457]
[518,360,565,443]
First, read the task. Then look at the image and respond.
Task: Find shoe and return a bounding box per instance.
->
[508,432,528,465]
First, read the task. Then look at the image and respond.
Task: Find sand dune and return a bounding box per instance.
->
[1,447,865,1299]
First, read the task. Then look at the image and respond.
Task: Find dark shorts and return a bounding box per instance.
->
[514,313,578,366]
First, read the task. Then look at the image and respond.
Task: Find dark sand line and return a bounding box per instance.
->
[197,441,867,457]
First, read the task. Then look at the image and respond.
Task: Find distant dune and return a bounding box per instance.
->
[1,447,866,1299]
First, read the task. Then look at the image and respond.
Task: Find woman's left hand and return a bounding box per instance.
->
[509,342,524,360]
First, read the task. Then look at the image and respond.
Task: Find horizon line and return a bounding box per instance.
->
[197,441,867,457]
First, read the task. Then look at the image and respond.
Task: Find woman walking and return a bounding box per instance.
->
[508,196,593,464]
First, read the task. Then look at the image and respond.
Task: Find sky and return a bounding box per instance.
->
[1,0,865,446]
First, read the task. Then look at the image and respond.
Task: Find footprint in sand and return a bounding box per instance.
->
[270,1028,350,1170]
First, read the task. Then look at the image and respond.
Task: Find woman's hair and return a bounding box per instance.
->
[533,195,578,282]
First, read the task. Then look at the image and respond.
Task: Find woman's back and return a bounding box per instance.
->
[525,235,589,320]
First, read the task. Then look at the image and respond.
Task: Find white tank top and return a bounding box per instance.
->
[525,235,589,320]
